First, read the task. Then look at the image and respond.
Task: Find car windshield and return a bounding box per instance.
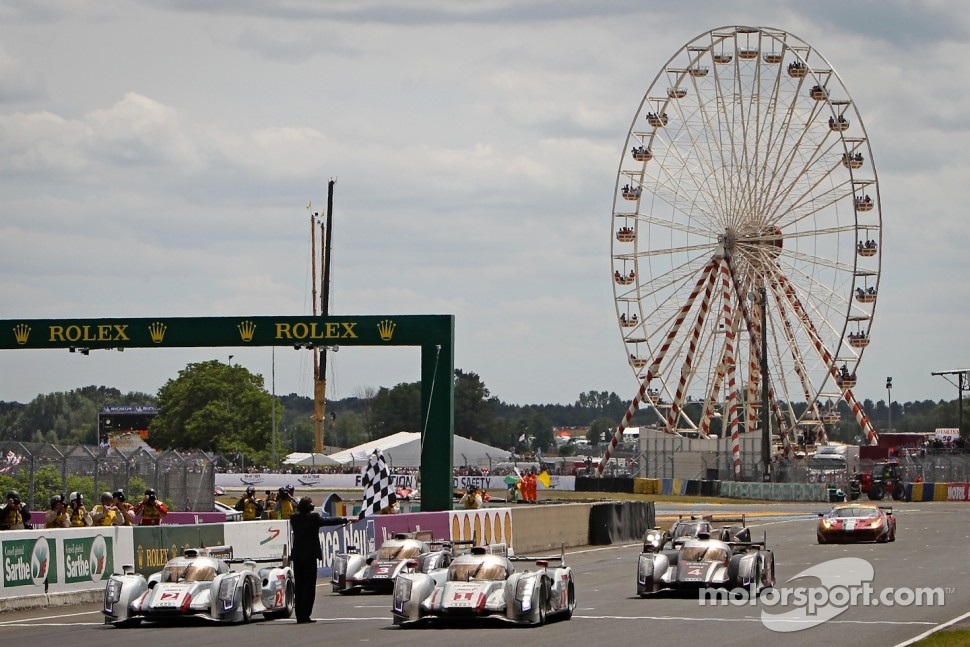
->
[447,561,508,582]
[680,546,729,562]
[671,522,709,538]
[377,543,422,560]
[830,507,879,519]
[160,562,218,582]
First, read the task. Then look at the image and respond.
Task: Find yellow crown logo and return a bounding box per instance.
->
[13,323,30,345]
[377,319,396,342]
[238,320,256,342]
[148,322,167,344]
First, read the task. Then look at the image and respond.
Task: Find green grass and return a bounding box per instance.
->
[908,629,970,646]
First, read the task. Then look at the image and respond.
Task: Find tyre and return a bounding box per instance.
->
[241,581,253,624]
[265,581,294,620]
[891,484,906,501]
[536,580,549,625]
[563,582,575,619]
[868,484,885,501]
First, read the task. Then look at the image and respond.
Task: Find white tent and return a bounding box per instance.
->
[326,431,509,469]
[282,452,342,467]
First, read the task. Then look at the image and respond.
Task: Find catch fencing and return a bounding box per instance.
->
[0,441,216,511]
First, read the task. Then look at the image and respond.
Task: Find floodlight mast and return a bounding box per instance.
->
[931,369,970,440]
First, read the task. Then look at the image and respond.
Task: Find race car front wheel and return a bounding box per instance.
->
[537,580,550,625]
[241,581,253,624]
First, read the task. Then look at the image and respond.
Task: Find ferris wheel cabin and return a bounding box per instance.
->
[631,146,653,162]
[842,153,864,169]
[809,85,829,100]
[787,61,808,78]
[615,226,636,243]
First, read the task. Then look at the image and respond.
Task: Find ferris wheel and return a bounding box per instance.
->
[610,26,882,459]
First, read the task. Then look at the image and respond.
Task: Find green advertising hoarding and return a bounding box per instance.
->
[2,536,57,588]
[64,535,113,584]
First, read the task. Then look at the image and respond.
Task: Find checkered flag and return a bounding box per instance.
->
[359,449,396,519]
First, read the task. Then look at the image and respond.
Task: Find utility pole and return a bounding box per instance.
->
[313,178,336,454]
[759,287,771,482]
[271,346,277,465]
[886,376,893,434]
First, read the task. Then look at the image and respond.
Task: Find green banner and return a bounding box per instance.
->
[0,315,452,349]
[2,536,58,588]
[64,535,113,584]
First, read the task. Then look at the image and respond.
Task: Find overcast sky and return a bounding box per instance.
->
[1,1,968,410]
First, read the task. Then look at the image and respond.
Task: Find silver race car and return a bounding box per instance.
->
[642,515,748,553]
[637,528,774,596]
[332,532,466,594]
[103,546,294,626]
[391,544,576,626]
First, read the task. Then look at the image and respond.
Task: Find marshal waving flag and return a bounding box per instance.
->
[359,449,396,519]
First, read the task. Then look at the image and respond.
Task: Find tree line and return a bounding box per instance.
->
[0,360,964,465]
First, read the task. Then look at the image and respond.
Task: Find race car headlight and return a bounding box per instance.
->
[218,575,240,601]
[393,576,412,601]
[869,519,883,528]
[516,576,536,612]
[333,557,347,576]
[104,578,122,604]
[821,519,832,528]
[643,531,663,552]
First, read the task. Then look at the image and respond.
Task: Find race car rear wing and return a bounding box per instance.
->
[225,545,290,568]
[677,514,747,524]
[469,543,510,558]
[727,530,768,551]
[508,543,566,567]
[184,545,234,559]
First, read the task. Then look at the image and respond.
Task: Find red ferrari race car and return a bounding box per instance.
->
[817,503,896,544]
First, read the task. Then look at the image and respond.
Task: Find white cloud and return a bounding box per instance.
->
[0,1,967,410]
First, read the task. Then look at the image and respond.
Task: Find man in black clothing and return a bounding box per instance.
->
[289,496,349,623]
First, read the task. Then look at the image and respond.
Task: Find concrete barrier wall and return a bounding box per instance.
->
[0,525,133,609]
[510,503,594,553]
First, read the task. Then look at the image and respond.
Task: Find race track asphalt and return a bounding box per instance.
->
[1,501,967,647]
